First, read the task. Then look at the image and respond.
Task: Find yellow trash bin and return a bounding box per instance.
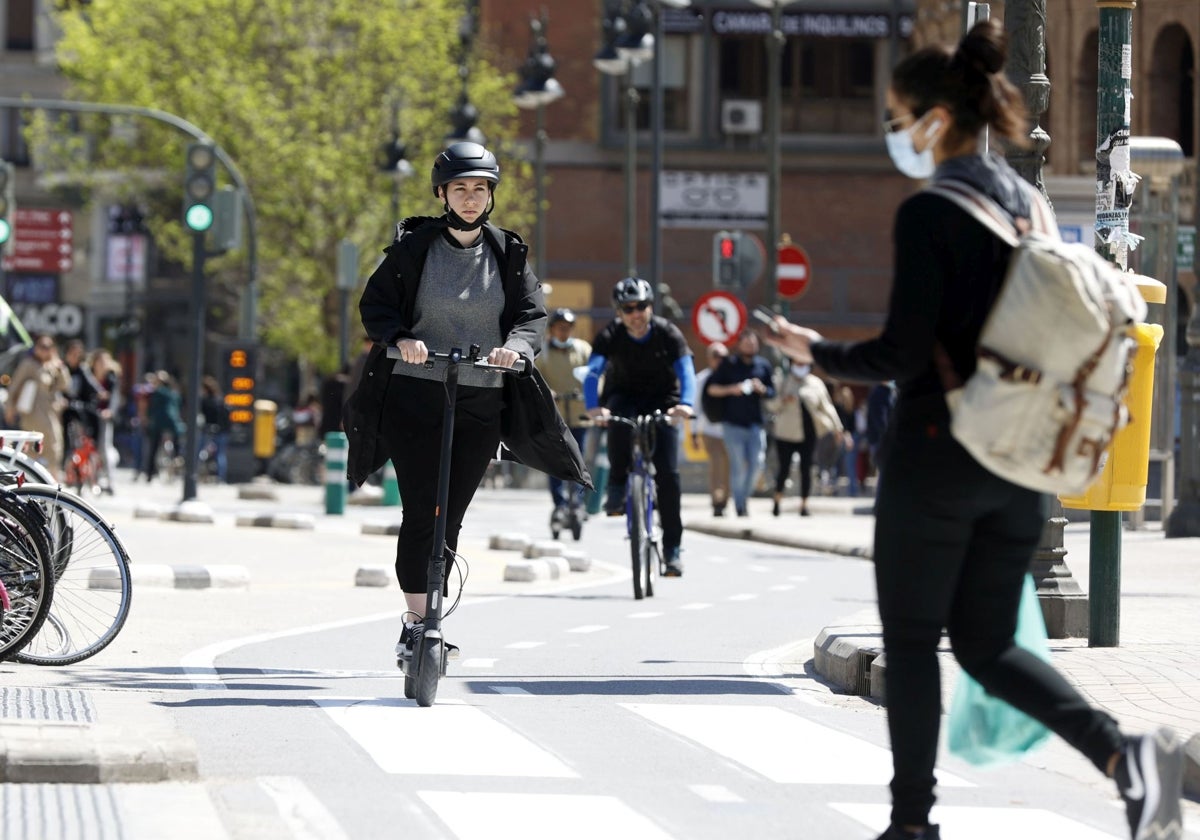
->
[253,399,278,460]
[1060,277,1165,512]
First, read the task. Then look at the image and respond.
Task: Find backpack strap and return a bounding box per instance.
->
[924,180,1021,247]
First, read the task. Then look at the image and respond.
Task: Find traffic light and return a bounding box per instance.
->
[713,230,743,288]
[183,142,217,232]
[0,160,14,255]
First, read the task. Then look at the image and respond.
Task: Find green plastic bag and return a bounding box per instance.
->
[946,574,1053,766]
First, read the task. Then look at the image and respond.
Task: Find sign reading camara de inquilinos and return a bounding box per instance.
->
[659,171,767,230]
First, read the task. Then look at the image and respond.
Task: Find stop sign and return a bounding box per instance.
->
[777,244,812,300]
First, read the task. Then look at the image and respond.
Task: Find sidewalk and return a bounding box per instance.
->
[682,490,1200,799]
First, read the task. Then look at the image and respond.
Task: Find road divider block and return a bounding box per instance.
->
[362,521,401,536]
[236,512,315,530]
[355,566,391,587]
[561,549,591,572]
[489,533,531,551]
[523,540,565,559]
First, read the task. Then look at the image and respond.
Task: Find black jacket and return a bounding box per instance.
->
[345,216,590,489]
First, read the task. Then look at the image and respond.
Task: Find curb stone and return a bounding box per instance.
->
[235,512,315,530]
[110,564,250,589]
[0,723,198,783]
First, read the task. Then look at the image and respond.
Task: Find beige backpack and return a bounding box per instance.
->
[927,179,1147,495]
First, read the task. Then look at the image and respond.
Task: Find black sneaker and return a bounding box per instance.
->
[875,825,940,840]
[663,547,683,577]
[395,621,425,664]
[604,488,624,517]
[1115,727,1184,840]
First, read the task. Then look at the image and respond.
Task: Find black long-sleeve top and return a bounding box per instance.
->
[811,154,1033,407]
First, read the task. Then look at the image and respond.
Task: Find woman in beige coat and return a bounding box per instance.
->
[766,363,842,516]
[5,336,70,480]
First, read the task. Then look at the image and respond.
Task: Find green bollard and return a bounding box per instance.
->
[324,432,348,515]
[382,458,401,507]
[585,430,610,516]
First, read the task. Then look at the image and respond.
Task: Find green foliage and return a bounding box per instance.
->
[45,0,534,373]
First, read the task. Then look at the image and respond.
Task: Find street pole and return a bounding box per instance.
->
[182,231,207,503]
[1003,0,1089,638]
[624,71,639,277]
[650,3,664,295]
[765,0,782,310]
[1088,0,1137,647]
[534,102,547,276]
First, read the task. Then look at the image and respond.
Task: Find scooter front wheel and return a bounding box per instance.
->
[414,637,441,707]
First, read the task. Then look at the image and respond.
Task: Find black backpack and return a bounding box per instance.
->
[700,379,724,425]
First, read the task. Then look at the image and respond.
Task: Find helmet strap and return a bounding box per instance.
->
[443,193,495,232]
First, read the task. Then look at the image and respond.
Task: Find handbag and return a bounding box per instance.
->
[945,574,1053,766]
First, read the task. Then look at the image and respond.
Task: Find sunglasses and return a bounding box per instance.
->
[620,301,651,314]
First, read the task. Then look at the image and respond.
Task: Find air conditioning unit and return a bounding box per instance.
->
[721,99,763,135]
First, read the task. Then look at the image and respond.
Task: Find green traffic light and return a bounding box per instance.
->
[185,204,213,232]
[0,218,10,244]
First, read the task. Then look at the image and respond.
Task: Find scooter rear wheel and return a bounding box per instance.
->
[414,637,441,707]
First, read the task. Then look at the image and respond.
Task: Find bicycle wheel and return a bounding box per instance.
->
[414,636,441,707]
[10,484,132,665]
[629,474,648,600]
[643,477,657,598]
[0,492,54,659]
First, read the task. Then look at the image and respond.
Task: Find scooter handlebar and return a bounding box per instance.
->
[385,345,526,373]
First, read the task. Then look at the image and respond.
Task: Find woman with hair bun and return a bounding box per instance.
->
[762,21,1183,840]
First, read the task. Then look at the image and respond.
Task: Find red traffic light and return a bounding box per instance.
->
[719,236,736,260]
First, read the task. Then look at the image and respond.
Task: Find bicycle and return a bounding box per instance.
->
[0,483,55,660]
[0,429,57,485]
[385,344,526,707]
[605,413,673,601]
[63,415,104,496]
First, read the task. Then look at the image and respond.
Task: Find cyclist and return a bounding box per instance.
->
[356,141,546,663]
[535,308,592,518]
[584,277,694,577]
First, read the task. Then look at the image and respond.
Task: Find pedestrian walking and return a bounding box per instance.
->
[535,307,592,515]
[199,375,230,483]
[760,20,1183,840]
[694,341,731,517]
[707,330,774,517]
[765,362,841,517]
[352,140,550,663]
[143,371,185,482]
[5,334,70,480]
[88,348,121,493]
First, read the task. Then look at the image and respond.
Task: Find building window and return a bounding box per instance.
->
[610,34,697,135]
[5,0,35,51]
[717,34,879,135]
[0,108,32,166]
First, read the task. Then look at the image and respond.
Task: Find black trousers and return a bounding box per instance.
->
[604,395,683,553]
[874,396,1123,827]
[772,436,815,499]
[380,376,502,594]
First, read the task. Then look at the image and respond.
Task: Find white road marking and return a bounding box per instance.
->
[728,593,758,601]
[567,624,608,634]
[418,792,675,840]
[490,686,531,696]
[689,784,745,803]
[628,611,664,619]
[679,602,713,611]
[769,584,796,592]
[830,803,1119,839]
[623,703,971,787]
[257,776,350,840]
[506,641,546,649]
[747,564,771,573]
[316,698,575,777]
[460,658,497,668]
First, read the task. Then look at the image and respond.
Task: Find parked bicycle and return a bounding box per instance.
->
[605,413,674,600]
[385,344,525,707]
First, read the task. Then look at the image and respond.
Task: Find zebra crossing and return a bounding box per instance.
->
[310,696,1129,840]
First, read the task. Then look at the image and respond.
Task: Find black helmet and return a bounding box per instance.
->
[612,277,653,306]
[549,307,576,326]
[430,142,501,197]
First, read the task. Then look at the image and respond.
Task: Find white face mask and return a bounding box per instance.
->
[885,116,942,180]
[549,337,572,350]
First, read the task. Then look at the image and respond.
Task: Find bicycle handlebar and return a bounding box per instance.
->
[385,344,526,374]
[603,412,676,429]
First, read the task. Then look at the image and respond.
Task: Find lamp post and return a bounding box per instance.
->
[513,12,564,278]
[379,102,414,229]
[749,0,787,312]
[595,2,638,277]
[447,0,485,146]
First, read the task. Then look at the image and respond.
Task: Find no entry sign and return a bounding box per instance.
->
[777,243,811,300]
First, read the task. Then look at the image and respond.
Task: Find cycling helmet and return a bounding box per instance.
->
[612,277,654,307]
[430,141,501,197]
[549,307,576,326]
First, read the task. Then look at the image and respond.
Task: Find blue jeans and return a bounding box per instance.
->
[722,422,765,514]
[549,427,588,508]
